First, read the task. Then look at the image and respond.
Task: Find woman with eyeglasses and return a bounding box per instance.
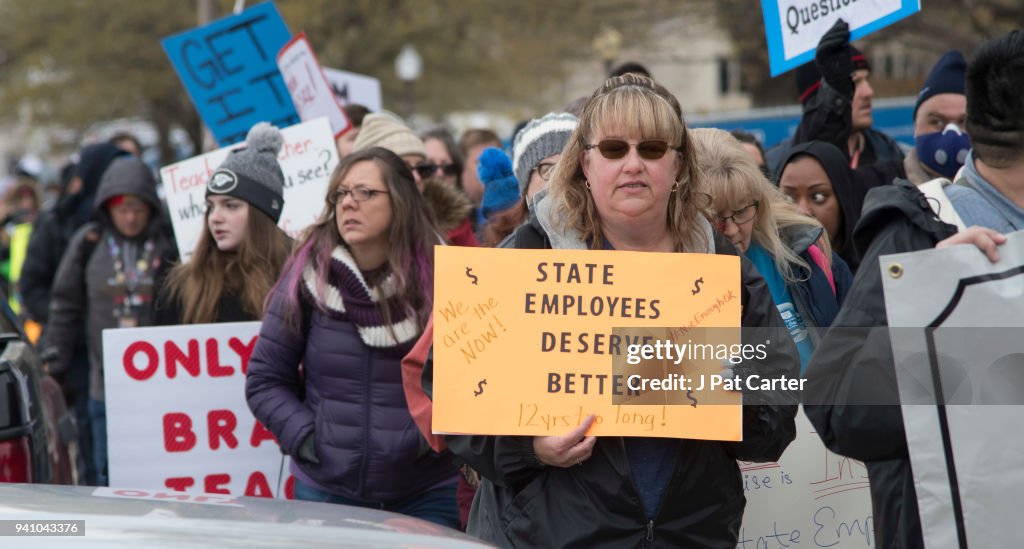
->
[245,147,460,527]
[694,128,852,373]
[439,75,799,547]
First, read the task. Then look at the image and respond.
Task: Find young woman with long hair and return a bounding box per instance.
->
[155,123,291,325]
[245,146,459,527]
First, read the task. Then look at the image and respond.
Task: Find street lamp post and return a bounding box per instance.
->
[395,44,423,120]
[593,27,623,75]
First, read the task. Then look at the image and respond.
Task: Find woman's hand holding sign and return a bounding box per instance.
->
[533,414,597,467]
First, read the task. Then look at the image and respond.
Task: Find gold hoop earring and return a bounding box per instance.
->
[671,180,681,193]
[585,180,592,190]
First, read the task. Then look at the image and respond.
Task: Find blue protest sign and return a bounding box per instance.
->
[762,0,921,77]
[162,2,299,145]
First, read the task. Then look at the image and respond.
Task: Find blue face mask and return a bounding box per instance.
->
[915,123,971,179]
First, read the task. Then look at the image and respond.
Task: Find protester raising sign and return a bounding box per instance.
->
[103,322,294,499]
[161,2,298,145]
[431,246,750,440]
[277,33,351,138]
[761,0,921,76]
[161,117,338,261]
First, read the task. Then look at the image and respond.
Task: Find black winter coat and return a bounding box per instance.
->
[803,179,957,549]
[448,214,801,548]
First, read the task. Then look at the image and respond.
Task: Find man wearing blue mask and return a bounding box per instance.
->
[905,51,970,184]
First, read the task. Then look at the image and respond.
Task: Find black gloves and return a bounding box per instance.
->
[297,433,320,464]
[815,19,854,100]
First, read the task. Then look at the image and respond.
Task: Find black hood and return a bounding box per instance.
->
[853,178,957,259]
[780,141,861,266]
[58,143,129,227]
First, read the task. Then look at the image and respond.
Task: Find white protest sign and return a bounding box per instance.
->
[738,410,874,548]
[161,117,338,261]
[322,68,383,113]
[760,0,921,76]
[882,230,1024,548]
[103,322,295,499]
[277,33,351,138]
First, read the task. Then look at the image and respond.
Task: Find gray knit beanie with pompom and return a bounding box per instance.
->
[207,122,286,222]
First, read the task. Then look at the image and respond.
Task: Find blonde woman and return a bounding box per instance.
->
[694,128,852,373]
[444,75,800,547]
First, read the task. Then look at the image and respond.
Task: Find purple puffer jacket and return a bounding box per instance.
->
[245,284,457,502]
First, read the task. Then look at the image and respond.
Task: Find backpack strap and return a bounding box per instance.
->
[918,177,967,231]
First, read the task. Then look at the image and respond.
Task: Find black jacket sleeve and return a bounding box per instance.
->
[21,213,63,323]
[725,255,800,462]
[45,226,94,374]
[803,217,945,461]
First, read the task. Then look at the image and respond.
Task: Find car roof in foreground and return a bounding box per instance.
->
[0,484,493,548]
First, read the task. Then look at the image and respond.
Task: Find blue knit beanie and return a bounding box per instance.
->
[914,51,967,118]
[477,147,520,220]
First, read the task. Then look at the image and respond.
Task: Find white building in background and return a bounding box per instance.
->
[559,14,751,116]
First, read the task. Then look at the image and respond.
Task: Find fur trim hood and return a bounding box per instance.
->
[421,177,473,233]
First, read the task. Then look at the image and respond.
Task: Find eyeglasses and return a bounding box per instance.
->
[715,202,759,229]
[330,187,390,204]
[412,163,459,179]
[584,140,678,160]
[534,162,557,181]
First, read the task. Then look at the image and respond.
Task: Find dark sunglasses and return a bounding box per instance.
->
[584,140,678,160]
[413,163,459,179]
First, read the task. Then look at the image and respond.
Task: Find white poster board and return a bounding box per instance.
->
[103,322,294,499]
[738,410,874,548]
[160,117,338,261]
[277,33,351,138]
[322,68,383,113]
[760,0,921,76]
[882,230,1024,548]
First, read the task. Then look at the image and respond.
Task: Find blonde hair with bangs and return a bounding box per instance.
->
[546,74,711,252]
[691,128,832,283]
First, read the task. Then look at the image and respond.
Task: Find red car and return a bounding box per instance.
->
[0,299,74,484]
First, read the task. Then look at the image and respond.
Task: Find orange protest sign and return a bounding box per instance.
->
[432,246,743,440]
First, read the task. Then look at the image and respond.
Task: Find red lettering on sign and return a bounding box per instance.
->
[285,475,295,499]
[204,473,231,494]
[165,477,196,492]
[124,341,159,381]
[165,339,201,378]
[250,421,277,448]
[163,412,197,452]
[244,472,272,498]
[208,410,238,450]
[229,336,258,375]
[206,338,235,377]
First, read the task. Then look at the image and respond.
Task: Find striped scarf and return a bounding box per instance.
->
[301,246,420,354]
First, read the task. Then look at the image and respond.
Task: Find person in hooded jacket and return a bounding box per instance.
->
[409,74,799,548]
[777,141,869,272]
[21,143,128,327]
[695,129,852,373]
[154,123,291,325]
[45,156,178,486]
[23,143,127,486]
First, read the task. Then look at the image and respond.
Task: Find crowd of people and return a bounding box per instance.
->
[9,20,1023,548]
